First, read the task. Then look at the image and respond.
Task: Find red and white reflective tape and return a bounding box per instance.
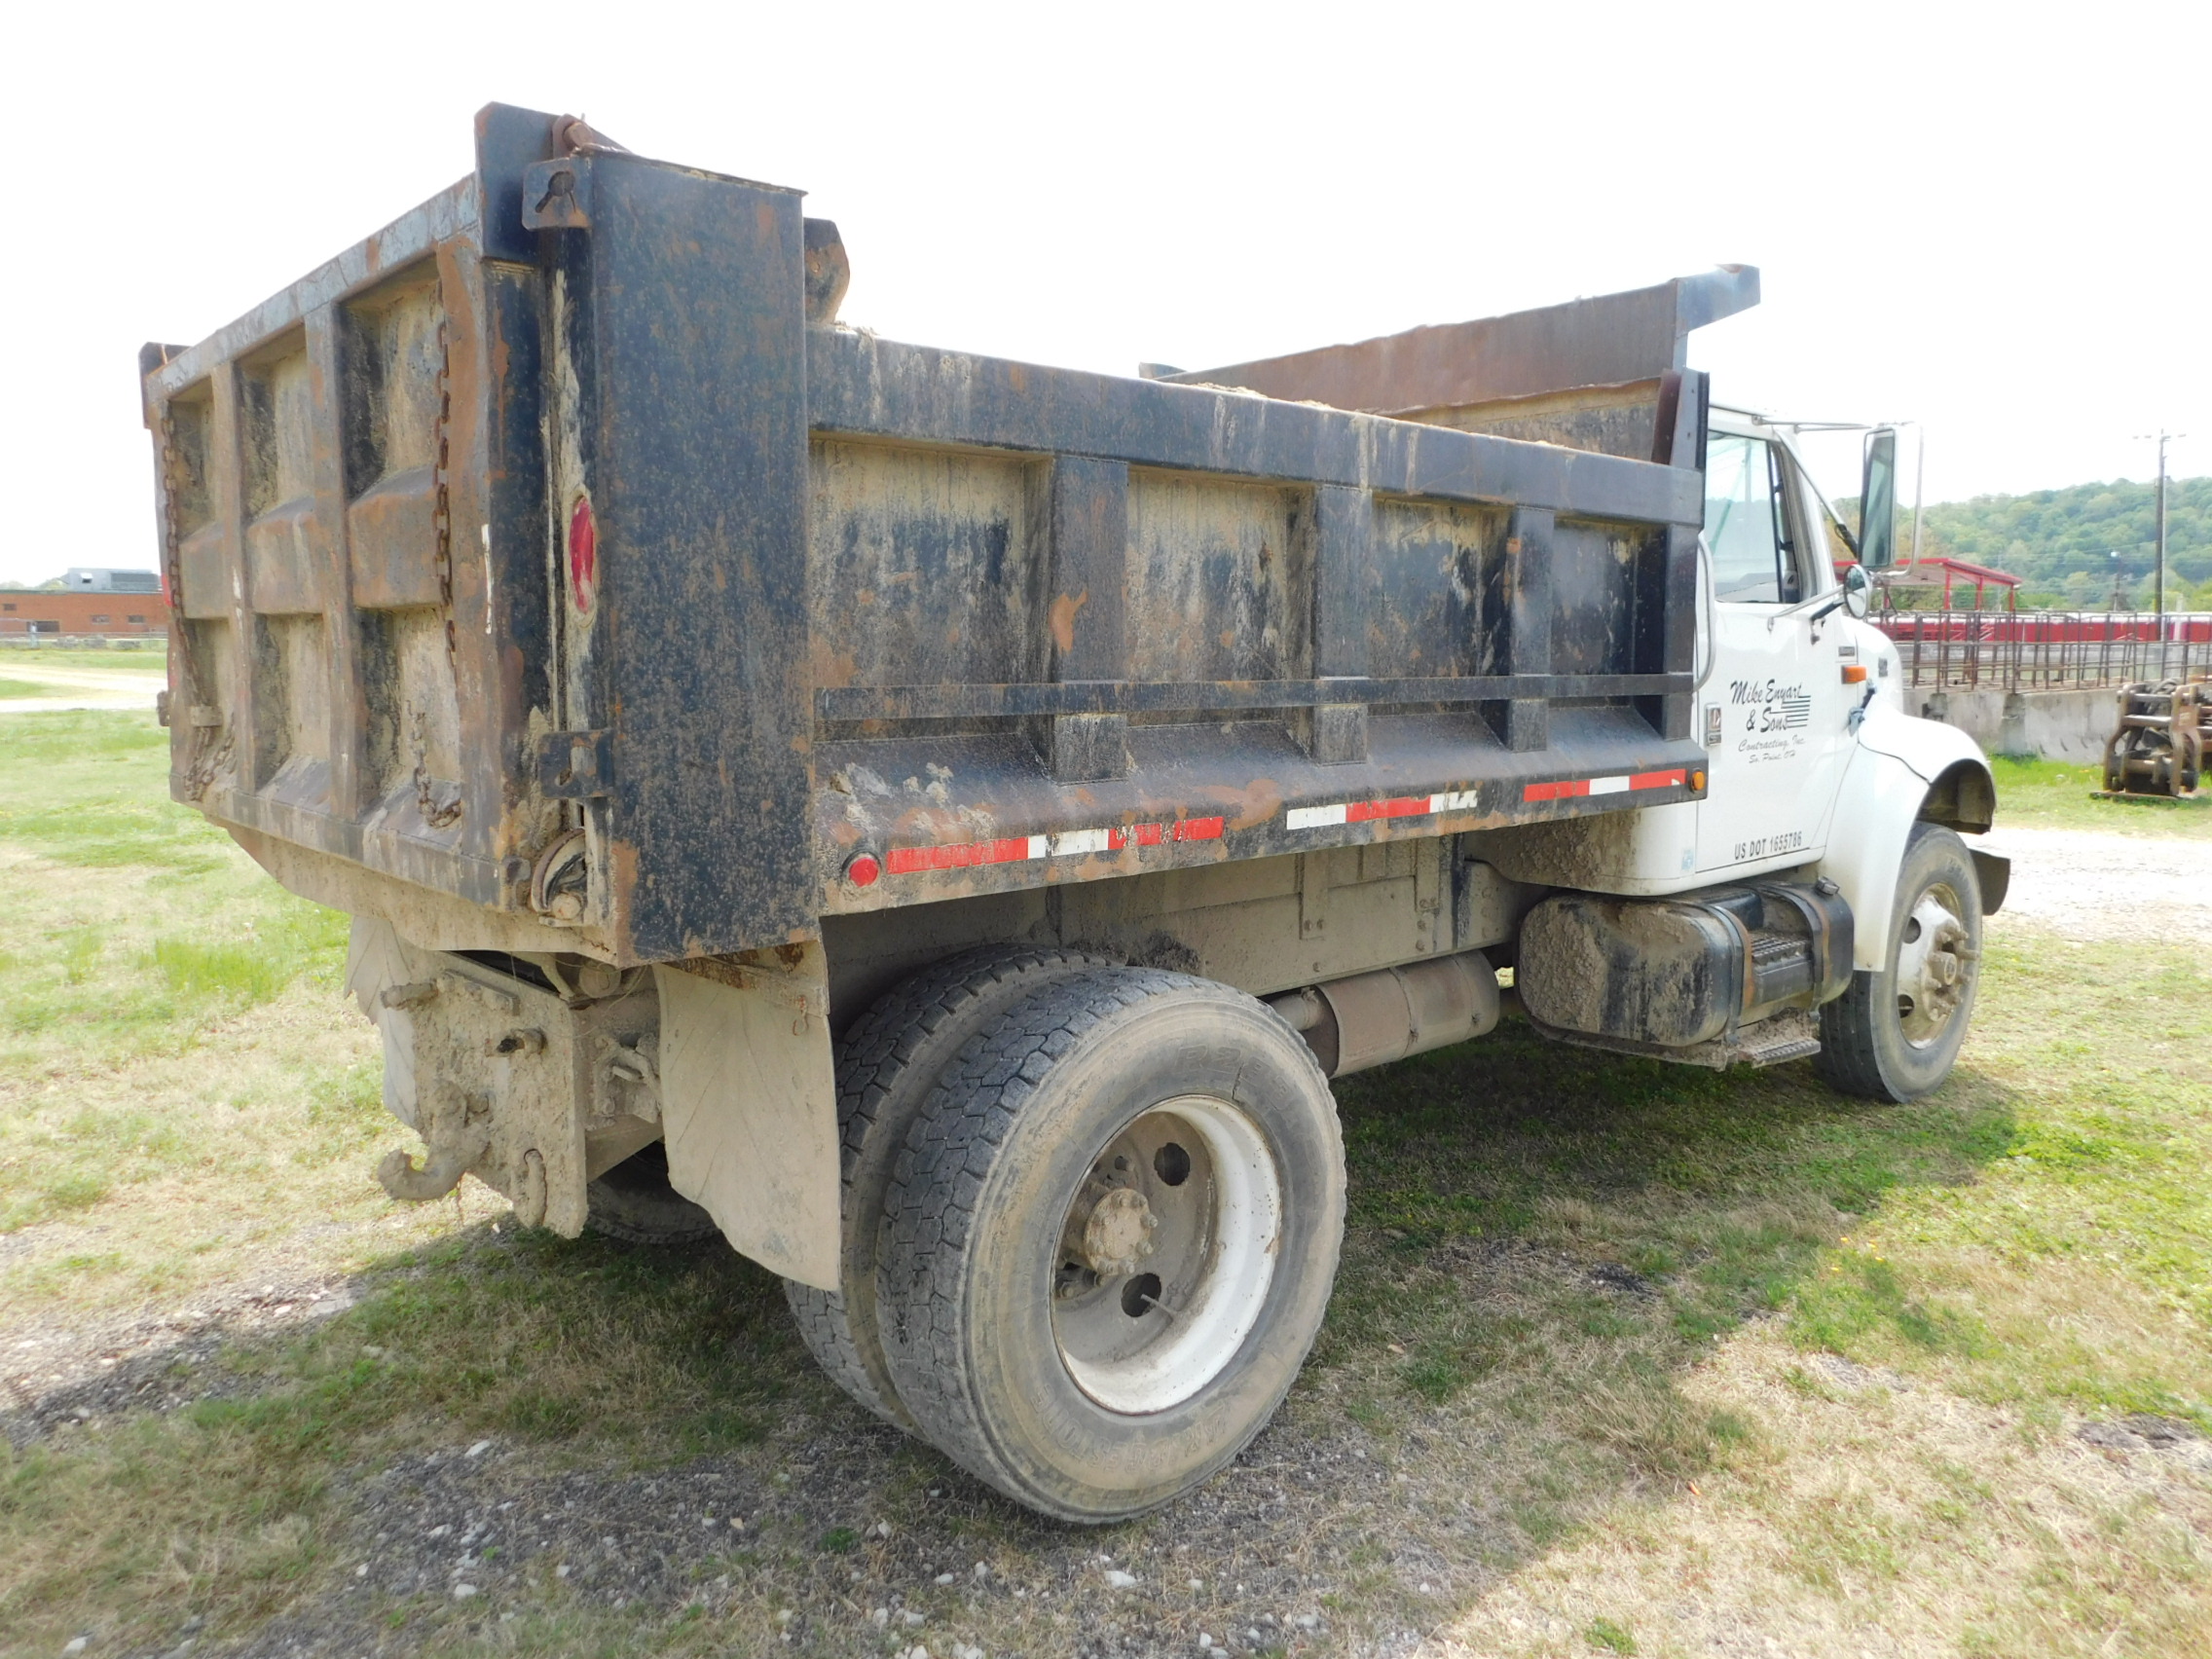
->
[884,817,1225,877]
[866,767,1688,884]
[1283,789,1481,831]
[1282,768,1685,830]
[1522,768,1686,803]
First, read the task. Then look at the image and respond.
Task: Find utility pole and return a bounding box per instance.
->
[2156,432,2167,619]
[2132,429,2186,617]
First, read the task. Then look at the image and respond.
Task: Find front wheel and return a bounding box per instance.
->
[1817,823,1984,1102]
[875,970,1346,1523]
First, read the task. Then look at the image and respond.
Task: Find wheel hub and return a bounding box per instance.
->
[1049,1095,1283,1415]
[1895,886,1973,1047]
[1079,1184,1160,1278]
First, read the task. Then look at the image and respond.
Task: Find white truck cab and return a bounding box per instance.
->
[1702,408,1996,956]
[1466,395,1999,1098]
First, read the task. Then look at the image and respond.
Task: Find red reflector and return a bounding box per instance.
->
[845,852,881,888]
[568,496,598,613]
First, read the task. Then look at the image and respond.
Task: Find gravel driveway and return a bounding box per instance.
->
[1971,824,2207,940]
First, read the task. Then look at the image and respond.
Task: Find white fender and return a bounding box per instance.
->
[1813,705,1993,971]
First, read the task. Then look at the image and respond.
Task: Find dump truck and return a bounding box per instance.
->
[139,104,2005,1522]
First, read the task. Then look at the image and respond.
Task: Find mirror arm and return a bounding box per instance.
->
[1767,588,1843,631]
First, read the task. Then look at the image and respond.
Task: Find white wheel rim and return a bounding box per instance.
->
[1895,883,1972,1048]
[1051,1095,1282,1416]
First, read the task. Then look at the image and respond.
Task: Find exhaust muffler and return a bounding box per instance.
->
[1266,950,1499,1079]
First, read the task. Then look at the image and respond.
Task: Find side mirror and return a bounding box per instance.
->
[1840,563,1872,619]
[1859,427,1899,571]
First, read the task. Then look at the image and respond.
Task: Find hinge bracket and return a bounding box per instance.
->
[536,729,611,798]
[521,158,592,231]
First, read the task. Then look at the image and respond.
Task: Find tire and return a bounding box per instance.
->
[1817,822,1984,1103]
[583,1142,721,1246]
[784,946,1112,1430]
[876,969,1346,1523]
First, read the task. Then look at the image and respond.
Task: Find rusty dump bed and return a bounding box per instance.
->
[142,104,1719,969]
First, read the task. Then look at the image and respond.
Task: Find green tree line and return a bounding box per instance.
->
[1888,475,2212,610]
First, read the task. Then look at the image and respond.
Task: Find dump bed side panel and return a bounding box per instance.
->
[804,332,1707,915]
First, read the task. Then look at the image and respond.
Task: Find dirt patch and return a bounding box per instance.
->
[2078,1414,2206,1454]
[1436,1328,2212,1659]
[2,1266,362,1445]
[223,1419,1359,1659]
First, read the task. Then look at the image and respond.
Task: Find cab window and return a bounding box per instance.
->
[1704,433,1800,605]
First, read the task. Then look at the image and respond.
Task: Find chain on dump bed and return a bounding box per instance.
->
[413,318,462,830]
[156,402,231,801]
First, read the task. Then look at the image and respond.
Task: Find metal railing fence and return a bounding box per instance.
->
[1873,610,2212,691]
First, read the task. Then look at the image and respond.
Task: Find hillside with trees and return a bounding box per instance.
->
[1899,475,2212,610]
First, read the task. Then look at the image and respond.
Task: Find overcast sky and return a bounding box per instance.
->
[7,0,2204,585]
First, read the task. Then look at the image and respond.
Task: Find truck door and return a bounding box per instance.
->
[1694,430,1855,875]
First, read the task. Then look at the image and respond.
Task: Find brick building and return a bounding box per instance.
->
[0,588,170,638]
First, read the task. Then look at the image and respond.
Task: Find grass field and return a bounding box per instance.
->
[1990,754,2212,837]
[1,714,2206,1659]
[0,646,167,671]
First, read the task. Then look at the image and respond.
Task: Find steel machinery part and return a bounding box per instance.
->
[1516,879,1854,1067]
[1263,951,1500,1079]
[2101,679,2208,797]
[1892,887,1973,1048]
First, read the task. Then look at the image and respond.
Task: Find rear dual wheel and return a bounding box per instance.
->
[873,970,1345,1522]
[784,946,1112,1429]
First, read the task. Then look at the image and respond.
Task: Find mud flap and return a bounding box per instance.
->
[347,917,422,1128]
[1969,849,2010,915]
[653,945,840,1291]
